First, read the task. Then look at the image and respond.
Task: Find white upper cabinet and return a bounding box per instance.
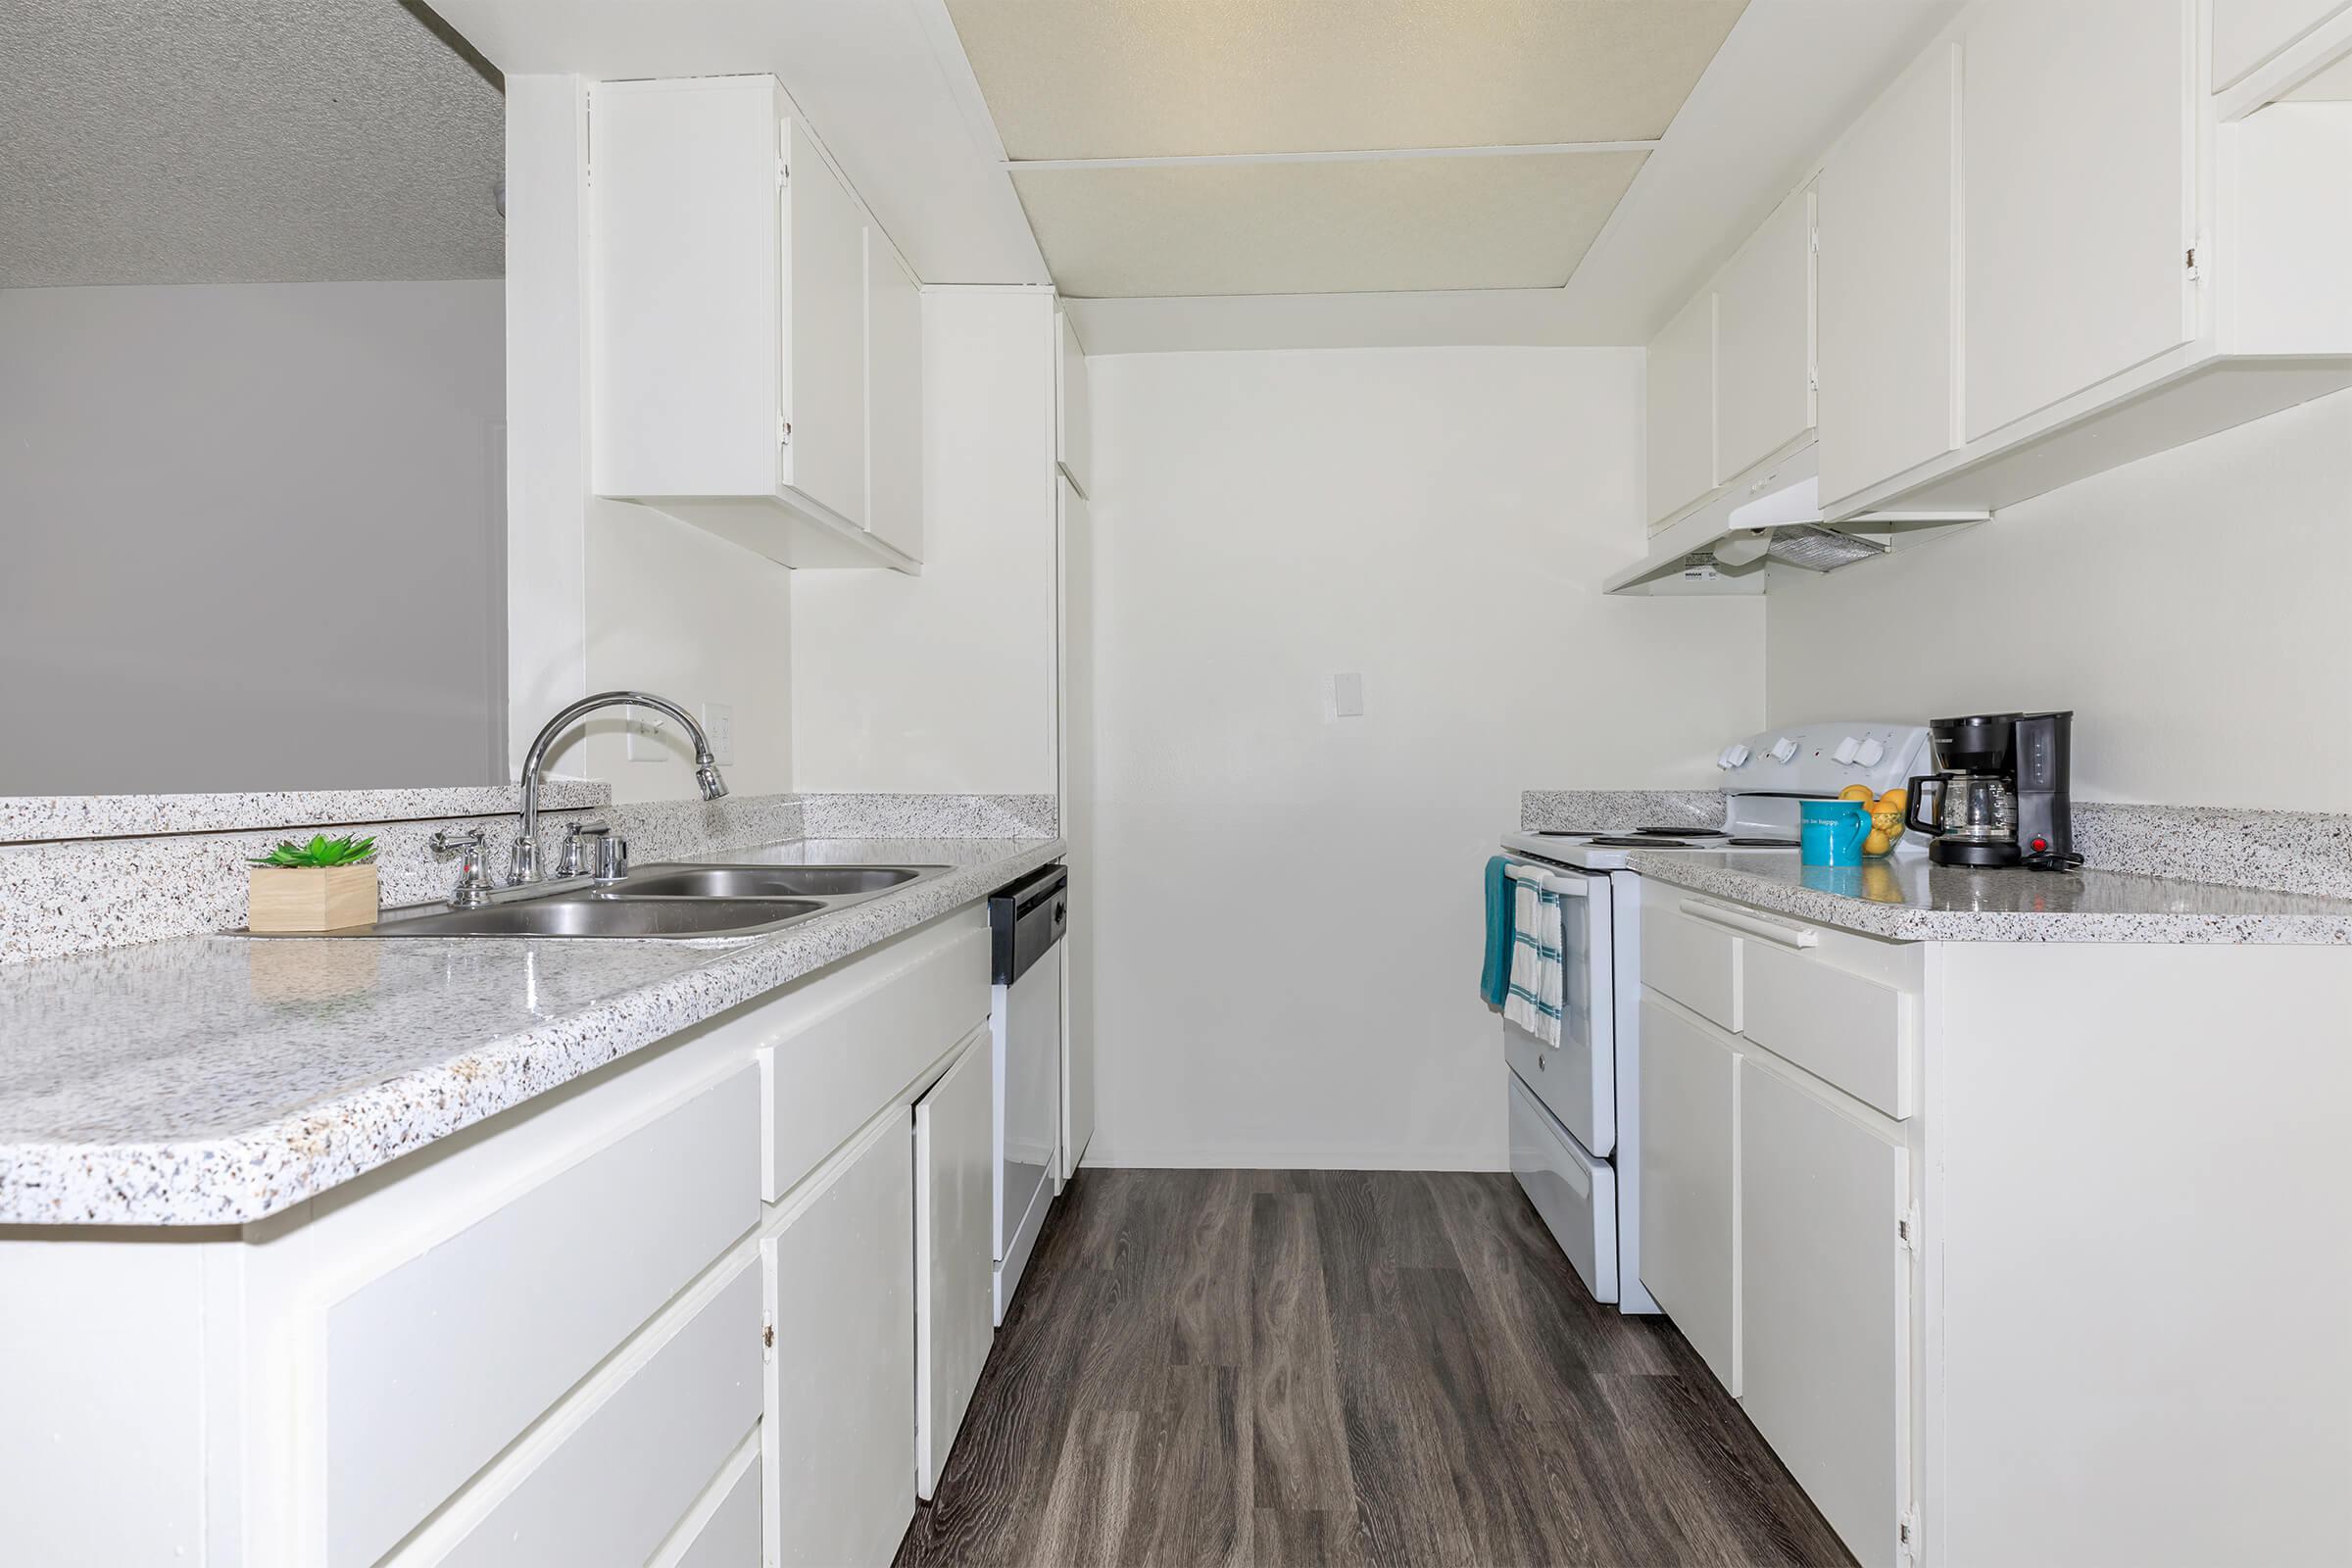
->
[1712,185,1816,484]
[865,232,924,561]
[1960,0,2197,442]
[1644,290,1716,527]
[786,117,870,529]
[1055,310,1092,497]
[590,74,920,570]
[1816,46,1961,508]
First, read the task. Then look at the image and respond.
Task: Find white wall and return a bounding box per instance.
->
[1768,389,2352,811]
[1083,347,1765,1169]
[549,501,794,803]
[790,287,1059,795]
[0,279,505,795]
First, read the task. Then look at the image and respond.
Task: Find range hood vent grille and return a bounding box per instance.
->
[1763,523,1887,572]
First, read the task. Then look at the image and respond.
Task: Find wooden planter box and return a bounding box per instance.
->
[247,863,378,933]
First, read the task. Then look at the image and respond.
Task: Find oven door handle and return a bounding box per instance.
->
[1677,898,1818,949]
[1505,861,1592,896]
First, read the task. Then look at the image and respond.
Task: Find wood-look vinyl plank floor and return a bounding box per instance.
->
[895,1170,1852,1568]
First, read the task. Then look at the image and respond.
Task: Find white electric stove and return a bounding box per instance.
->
[1496,722,1933,1314]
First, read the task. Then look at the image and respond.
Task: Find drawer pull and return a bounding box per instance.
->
[1678,899,1819,951]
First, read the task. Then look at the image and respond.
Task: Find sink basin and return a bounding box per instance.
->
[621,864,936,899]
[239,858,949,941]
[364,895,825,940]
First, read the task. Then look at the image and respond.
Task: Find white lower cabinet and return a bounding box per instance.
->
[440,1261,764,1567]
[660,1428,764,1568]
[1738,1055,1913,1568]
[915,1025,998,1500]
[1635,993,1740,1394]
[763,1107,919,1568]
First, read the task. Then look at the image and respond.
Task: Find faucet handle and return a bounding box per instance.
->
[430,827,497,908]
[555,818,610,878]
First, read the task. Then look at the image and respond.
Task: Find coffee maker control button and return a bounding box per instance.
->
[2031,836,2049,853]
[1833,735,1861,764]
[1854,737,1886,767]
[1768,737,1798,763]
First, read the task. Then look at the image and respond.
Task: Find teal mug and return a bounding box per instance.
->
[1799,799,1872,867]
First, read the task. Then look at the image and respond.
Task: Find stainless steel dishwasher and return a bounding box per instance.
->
[988,863,1066,1323]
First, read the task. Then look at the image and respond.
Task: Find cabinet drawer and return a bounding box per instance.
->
[658,1424,761,1568]
[760,910,990,1201]
[1508,1070,1619,1304]
[1642,897,1743,1032]
[439,1263,763,1567]
[326,1066,760,1568]
[1742,942,1919,1120]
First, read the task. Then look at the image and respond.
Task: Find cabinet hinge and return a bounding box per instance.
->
[2184,245,2200,280]
[777,159,790,190]
[1897,1205,1920,1253]
[1898,1507,1921,1562]
[761,1318,775,1352]
[777,416,792,446]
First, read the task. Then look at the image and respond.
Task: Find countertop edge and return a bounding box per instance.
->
[0,840,1063,1228]
[1623,852,2352,946]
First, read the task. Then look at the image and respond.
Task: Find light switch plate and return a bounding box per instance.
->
[1332,672,1365,718]
[625,706,670,761]
[702,702,736,765]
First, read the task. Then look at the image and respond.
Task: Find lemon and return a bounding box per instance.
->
[1879,786,1909,812]
[1839,784,1874,804]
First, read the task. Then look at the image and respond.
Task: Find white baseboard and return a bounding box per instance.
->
[1079,1143,1505,1173]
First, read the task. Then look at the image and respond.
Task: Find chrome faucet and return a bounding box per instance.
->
[510,691,728,886]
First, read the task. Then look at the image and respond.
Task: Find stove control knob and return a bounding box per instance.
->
[1855,736,1886,767]
[1723,742,1751,768]
[1768,736,1798,763]
[1833,735,1862,764]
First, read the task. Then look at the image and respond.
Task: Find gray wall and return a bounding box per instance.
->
[0,279,506,794]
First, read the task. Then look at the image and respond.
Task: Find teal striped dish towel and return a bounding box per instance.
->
[1503,865,1564,1048]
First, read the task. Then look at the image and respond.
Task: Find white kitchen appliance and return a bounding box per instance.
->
[988,864,1067,1324]
[1497,722,1933,1312]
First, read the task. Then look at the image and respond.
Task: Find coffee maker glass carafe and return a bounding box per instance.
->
[1914,772,2016,847]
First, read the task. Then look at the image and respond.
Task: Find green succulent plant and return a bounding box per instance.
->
[249,833,378,869]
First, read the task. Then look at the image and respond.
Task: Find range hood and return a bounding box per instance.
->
[1603,445,1988,596]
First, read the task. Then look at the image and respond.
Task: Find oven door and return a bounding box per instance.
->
[1499,858,1617,1157]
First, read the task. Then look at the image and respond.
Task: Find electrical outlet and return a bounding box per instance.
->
[1331,672,1365,719]
[626,707,670,762]
[702,702,736,765]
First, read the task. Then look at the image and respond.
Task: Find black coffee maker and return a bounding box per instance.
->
[1904,711,2075,868]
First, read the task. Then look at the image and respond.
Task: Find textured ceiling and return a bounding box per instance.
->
[945,0,1750,158]
[1014,151,1647,297]
[0,0,505,287]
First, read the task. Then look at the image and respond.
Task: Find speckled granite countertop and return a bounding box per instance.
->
[0,837,1061,1227]
[1626,850,2352,945]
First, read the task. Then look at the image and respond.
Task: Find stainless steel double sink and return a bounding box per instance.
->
[249,862,949,941]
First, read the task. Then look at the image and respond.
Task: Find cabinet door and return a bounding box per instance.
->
[1961,0,2196,441]
[1713,185,1815,482]
[1817,46,1960,507]
[763,1110,915,1568]
[783,119,869,524]
[1644,290,1716,525]
[1637,994,1739,1393]
[915,1030,995,1501]
[864,231,923,560]
[1739,1057,1911,1568]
